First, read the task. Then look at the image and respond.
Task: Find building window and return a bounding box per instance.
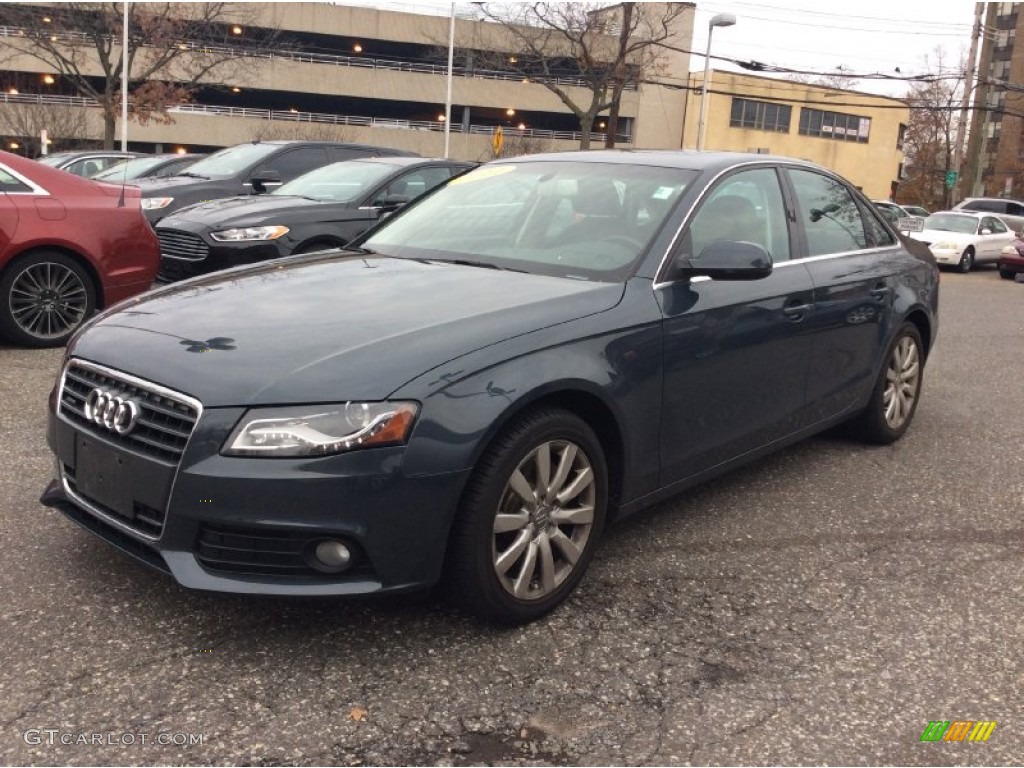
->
[798,108,871,143]
[729,98,792,133]
[897,123,907,150]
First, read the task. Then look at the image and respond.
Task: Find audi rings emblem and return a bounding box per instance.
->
[84,388,140,435]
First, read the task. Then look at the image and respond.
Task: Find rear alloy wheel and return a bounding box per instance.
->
[851,322,924,444]
[956,247,974,273]
[0,252,95,347]
[447,408,607,624]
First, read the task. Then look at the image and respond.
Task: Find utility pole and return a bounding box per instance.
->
[950,2,984,207]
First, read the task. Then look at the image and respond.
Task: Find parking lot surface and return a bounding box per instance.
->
[1,269,1021,766]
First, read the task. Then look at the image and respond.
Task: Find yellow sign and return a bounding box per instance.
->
[492,126,504,155]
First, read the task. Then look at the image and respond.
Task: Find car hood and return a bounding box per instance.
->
[70,254,625,407]
[911,229,975,243]
[136,175,221,194]
[162,195,343,228]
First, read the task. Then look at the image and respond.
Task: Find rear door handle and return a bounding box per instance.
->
[870,284,892,301]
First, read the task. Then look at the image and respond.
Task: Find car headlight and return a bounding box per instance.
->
[141,197,174,210]
[1001,244,1020,255]
[223,402,419,457]
[930,241,958,250]
[210,225,290,242]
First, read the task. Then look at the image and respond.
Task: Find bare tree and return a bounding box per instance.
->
[472,2,690,150]
[0,99,91,154]
[250,120,355,143]
[0,3,286,148]
[898,52,962,210]
[479,131,554,162]
[789,66,861,91]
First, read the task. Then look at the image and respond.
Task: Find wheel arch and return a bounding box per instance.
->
[463,382,628,516]
[903,308,933,360]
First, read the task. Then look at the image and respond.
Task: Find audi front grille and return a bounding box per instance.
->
[59,360,200,465]
[156,228,210,261]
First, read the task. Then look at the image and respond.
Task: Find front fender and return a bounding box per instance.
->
[394,279,665,505]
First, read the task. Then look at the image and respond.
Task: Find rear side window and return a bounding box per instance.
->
[963,200,1003,213]
[787,169,868,256]
[1006,202,1024,216]
[266,147,329,180]
[0,166,32,193]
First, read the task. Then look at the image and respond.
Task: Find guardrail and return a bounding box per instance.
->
[0,24,637,91]
[0,92,633,144]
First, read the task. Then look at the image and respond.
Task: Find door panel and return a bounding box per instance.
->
[656,265,816,484]
[785,168,897,422]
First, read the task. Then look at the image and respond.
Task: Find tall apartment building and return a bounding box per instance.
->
[963,2,1024,198]
[0,2,694,160]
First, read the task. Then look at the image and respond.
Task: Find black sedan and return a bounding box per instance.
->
[154,157,473,282]
[90,153,206,182]
[41,151,938,624]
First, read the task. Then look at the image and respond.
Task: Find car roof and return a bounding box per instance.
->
[500,149,828,174]
[240,140,417,155]
[347,156,472,167]
[929,210,987,218]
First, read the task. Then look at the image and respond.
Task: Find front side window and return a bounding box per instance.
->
[363,161,697,282]
[684,167,791,262]
[984,216,1008,234]
[375,166,453,203]
[787,169,867,256]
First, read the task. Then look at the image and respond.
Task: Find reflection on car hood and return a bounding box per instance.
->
[162,195,343,228]
[70,254,625,406]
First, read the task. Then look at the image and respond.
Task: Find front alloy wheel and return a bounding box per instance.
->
[956,248,974,273]
[447,408,607,624]
[492,439,596,601]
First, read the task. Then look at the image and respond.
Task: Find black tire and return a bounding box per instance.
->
[851,322,924,444]
[446,408,608,624]
[999,269,1015,280]
[956,247,974,273]
[0,251,96,347]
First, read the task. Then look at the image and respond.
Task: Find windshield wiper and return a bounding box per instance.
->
[176,171,209,179]
[436,258,525,273]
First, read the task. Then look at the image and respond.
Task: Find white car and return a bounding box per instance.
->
[908,211,1017,272]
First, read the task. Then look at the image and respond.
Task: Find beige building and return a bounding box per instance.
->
[683,70,909,200]
[0,2,695,161]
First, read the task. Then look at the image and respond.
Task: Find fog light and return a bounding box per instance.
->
[314,539,351,571]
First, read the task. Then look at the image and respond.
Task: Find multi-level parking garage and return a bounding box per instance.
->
[0,2,694,159]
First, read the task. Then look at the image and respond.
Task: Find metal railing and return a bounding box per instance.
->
[0,24,636,91]
[0,92,633,144]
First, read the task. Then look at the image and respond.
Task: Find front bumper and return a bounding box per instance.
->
[43,385,470,597]
[929,247,963,266]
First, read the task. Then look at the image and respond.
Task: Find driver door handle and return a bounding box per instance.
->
[782,299,812,320]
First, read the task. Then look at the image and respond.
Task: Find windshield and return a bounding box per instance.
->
[363,161,696,282]
[36,154,73,167]
[924,213,979,234]
[273,160,394,202]
[93,156,171,181]
[178,142,279,179]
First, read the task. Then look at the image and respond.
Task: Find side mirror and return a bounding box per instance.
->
[980,228,992,235]
[374,193,410,213]
[250,170,282,194]
[678,241,773,281]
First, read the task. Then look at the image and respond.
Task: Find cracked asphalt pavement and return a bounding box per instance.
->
[1,269,1022,766]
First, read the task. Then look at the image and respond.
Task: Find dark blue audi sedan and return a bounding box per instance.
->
[42,151,939,624]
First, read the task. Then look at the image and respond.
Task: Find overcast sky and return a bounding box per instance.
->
[338,0,978,99]
[691,0,977,98]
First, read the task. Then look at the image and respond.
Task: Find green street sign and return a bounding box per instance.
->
[946,170,958,189]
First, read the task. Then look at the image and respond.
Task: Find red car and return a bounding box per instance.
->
[0,150,159,347]
[998,239,1024,280]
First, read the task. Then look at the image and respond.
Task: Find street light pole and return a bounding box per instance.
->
[697,12,736,151]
